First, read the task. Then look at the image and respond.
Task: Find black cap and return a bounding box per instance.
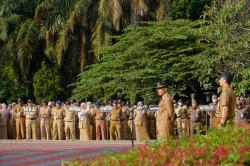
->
[220,72,233,83]
[156,81,167,89]
[56,100,61,105]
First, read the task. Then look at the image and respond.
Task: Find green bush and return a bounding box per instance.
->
[33,61,62,103]
[63,126,250,165]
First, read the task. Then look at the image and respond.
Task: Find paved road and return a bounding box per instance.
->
[0,140,141,166]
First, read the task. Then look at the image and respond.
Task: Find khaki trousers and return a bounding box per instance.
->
[110,121,121,140]
[16,118,25,139]
[26,119,37,140]
[95,120,106,140]
[53,119,64,140]
[65,121,75,140]
[41,122,50,140]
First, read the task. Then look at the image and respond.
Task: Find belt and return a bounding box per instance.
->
[26,118,37,120]
[55,118,63,119]
[96,118,105,120]
[111,120,120,121]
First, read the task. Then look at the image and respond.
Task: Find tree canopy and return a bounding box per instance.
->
[0,0,249,102]
[71,19,211,104]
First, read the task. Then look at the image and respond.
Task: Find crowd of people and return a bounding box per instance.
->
[0,95,249,141]
[0,72,249,141]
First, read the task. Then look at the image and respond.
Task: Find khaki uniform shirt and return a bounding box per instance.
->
[24,106,38,119]
[110,107,122,121]
[64,106,76,122]
[219,85,236,122]
[39,106,51,124]
[155,93,175,133]
[15,104,25,118]
[52,107,65,120]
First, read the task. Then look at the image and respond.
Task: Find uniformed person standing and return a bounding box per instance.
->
[155,82,176,139]
[8,103,16,139]
[51,101,65,140]
[0,103,9,139]
[15,99,25,140]
[235,97,249,128]
[147,109,156,139]
[64,102,76,140]
[208,95,218,128]
[175,99,189,138]
[24,99,39,140]
[217,72,236,127]
[119,102,129,140]
[92,103,106,140]
[78,102,91,140]
[134,102,150,141]
[189,97,201,136]
[109,100,122,140]
[39,100,51,140]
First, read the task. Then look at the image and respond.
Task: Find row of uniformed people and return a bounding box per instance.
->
[0,99,157,141]
[1,95,249,140]
[173,95,250,138]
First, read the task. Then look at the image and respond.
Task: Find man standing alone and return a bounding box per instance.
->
[155,82,176,139]
[218,72,236,127]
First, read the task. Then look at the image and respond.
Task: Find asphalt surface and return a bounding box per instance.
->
[0,140,142,166]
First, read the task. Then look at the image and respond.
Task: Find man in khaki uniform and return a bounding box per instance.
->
[24,99,39,140]
[52,101,65,140]
[0,103,9,139]
[119,102,129,140]
[189,98,201,136]
[64,102,76,140]
[109,101,122,140]
[92,103,106,140]
[147,110,156,139]
[175,99,189,138]
[48,101,54,138]
[155,82,176,139]
[39,100,51,140]
[15,99,25,139]
[217,72,236,127]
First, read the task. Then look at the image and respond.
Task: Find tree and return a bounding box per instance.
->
[170,0,211,20]
[71,19,210,104]
[198,0,250,95]
[33,61,62,103]
[0,65,26,103]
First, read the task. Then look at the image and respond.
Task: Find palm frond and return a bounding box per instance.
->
[131,0,148,16]
[156,0,171,21]
[16,20,39,80]
[98,0,110,19]
[110,0,123,30]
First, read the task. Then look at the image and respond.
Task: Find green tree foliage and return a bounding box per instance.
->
[71,19,210,104]
[0,65,26,103]
[171,0,211,20]
[0,0,210,101]
[198,0,250,95]
[33,61,62,103]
